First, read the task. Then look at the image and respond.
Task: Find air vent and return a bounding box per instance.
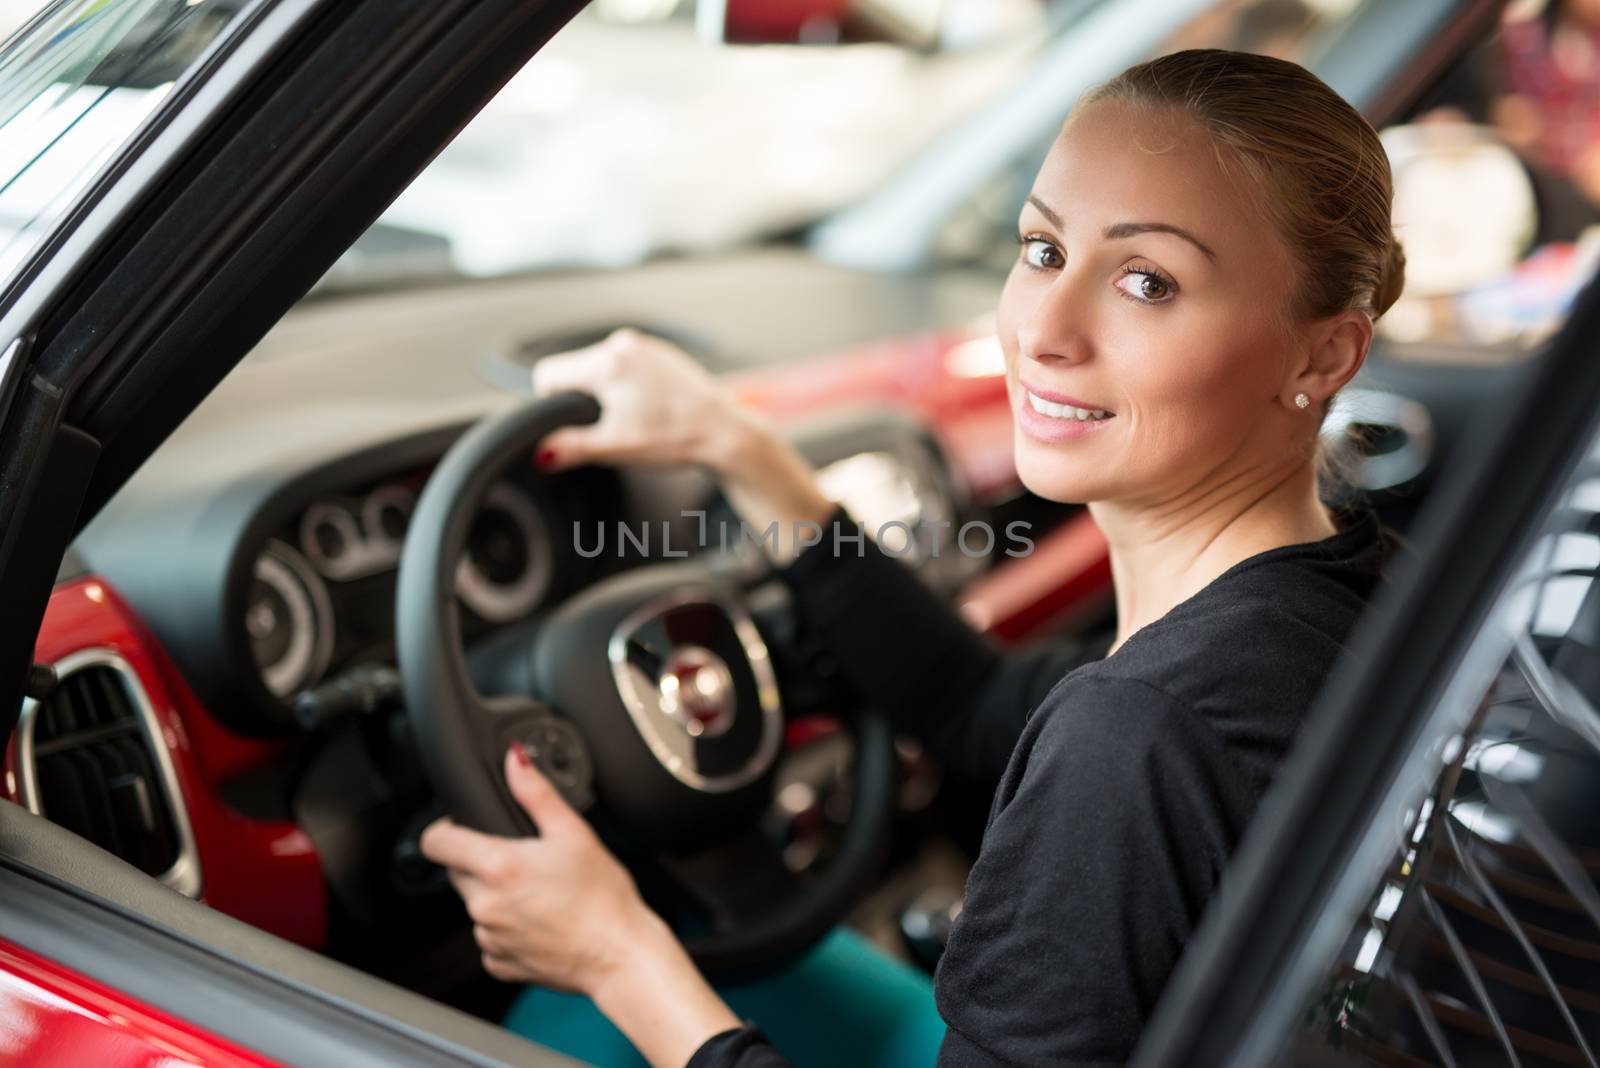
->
[19,651,201,897]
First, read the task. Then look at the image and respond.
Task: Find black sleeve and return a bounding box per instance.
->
[772,502,1101,784]
[684,1024,789,1068]
[932,674,1246,1066]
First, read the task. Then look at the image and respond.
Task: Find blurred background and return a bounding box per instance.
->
[3,0,1596,357]
[330,0,1600,355]
[320,0,1600,354]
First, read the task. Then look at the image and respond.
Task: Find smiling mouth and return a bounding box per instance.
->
[1024,390,1115,422]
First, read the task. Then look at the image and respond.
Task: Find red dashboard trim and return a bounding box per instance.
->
[958,512,1114,642]
[731,325,1017,500]
[0,938,281,1067]
[8,578,326,948]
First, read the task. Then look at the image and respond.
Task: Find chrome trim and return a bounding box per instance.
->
[454,480,553,623]
[658,644,736,739]
[0,337,22,420]
[299,499,369,579]
[812,439,978,594]
[302,485,415,581]
[360,481,417,558]
[17,647,203,898]
[1321,387,1436,493]
[252,539,335,698]
[607,587,783,793]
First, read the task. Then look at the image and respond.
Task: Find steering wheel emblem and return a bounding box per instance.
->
[659,645,735,738]
[607,587,783,793]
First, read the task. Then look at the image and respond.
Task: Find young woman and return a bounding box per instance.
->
[420,47,1407,1067]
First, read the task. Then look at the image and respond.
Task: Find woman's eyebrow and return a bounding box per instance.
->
[1025,195,1218,263]
[1025,194,1064,228]
[1103,221,1217,262]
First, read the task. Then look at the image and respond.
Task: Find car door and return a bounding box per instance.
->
[0,0,596,1063]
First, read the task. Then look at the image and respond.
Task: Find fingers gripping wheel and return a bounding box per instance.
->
[396,391,898,971]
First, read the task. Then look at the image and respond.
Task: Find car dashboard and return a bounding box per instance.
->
[14,373,984,985]
[253,464,560,703]
[12,265,1067,978]
[72,397,971,737]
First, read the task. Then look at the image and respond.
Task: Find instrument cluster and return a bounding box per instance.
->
[236,420,967,715]
[246,470,555,702]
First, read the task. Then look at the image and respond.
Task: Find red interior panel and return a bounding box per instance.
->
[7,578,326,948]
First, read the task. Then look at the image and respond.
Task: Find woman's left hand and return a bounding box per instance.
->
[419,743,652,997]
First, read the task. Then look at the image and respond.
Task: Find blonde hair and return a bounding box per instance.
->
[1080,48,1405,496]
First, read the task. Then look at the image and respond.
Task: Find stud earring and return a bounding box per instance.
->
[1294,392,1311,409]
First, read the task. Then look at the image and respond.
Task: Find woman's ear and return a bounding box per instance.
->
[1290,309,1371,408]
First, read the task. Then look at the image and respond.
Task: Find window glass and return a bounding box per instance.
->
[327,3,1057,290]
[0,0,251,296]
[320,0,1373,294]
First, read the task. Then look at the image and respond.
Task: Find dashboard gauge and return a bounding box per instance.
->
[361,483,416,556]
[248,540,335,699]
[454,481,553,623]
[303,488,416,580]
[300,501,367,580]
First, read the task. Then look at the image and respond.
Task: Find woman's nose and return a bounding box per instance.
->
[1015,273,1094,366]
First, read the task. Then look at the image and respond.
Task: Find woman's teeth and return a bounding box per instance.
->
[1026,391,1113,421]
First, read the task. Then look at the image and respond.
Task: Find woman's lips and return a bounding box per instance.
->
[1015,387,1117,444]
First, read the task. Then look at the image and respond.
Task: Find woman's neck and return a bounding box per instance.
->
[1094,467,1336,658]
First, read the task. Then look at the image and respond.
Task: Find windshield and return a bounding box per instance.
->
[0,0,251,299]
[320,0,1362,293]
[0,0,1364,299]
[320,3,1064,290]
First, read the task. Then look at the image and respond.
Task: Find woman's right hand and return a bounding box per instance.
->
[529,328,838,561]
[530,327,746,474]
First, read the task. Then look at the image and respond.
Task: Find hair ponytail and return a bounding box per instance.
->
[1374,237,1407,320]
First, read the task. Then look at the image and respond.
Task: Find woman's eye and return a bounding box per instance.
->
[1021,238,1063,271]
[1115,270,1175,303]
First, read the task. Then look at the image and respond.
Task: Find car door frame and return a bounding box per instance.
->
[0,0,598,1062]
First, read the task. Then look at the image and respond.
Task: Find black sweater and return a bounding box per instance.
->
[688,501,1395,1067]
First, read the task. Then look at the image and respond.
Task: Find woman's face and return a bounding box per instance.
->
[998,98,1308,507]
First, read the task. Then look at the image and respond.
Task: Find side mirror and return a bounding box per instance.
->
[1380,122,1538,298]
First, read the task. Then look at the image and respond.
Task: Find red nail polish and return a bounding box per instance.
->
[535,448,556,470]
[511,741,533,768]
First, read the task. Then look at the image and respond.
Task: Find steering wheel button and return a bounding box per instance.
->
[659,645,735,739]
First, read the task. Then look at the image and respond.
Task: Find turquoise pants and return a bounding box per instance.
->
[502,926,947,1067]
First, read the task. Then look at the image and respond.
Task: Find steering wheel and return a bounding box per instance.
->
[395,390,897,973]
